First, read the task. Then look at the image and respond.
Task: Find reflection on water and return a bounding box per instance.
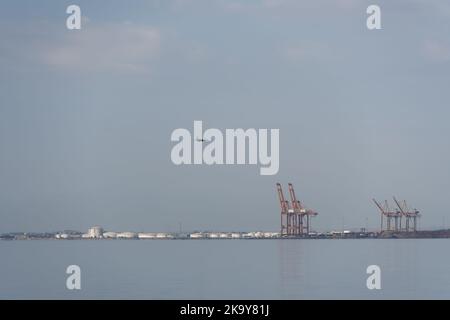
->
[278,240,306,299]
[0,239,449,299]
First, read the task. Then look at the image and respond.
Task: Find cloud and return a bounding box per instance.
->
[42,23,161,73]
[216,0,360,13]
[422,40,450,63]
[283,43,335,63]
[0,21,160,74]
[261,0,286,9]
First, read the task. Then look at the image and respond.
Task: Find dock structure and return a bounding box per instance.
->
[373,198,420,232]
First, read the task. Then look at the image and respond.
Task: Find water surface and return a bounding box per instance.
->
[0,239,449,299]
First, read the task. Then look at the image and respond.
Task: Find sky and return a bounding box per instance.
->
[1,0,450,233]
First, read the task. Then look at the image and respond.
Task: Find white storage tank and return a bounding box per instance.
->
[117,232,138,239]
[190,233,203,239]
[103,232,118,239]
[138,233,157,239]
[156,233,169,239]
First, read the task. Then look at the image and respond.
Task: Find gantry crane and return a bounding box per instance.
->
[288,183,317,235]
[277,183,317,236]
[393,197,420,232]
[277,183,292,235]
[372,198,402,232]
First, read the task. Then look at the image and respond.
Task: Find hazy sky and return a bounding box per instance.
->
[1,0,450,233]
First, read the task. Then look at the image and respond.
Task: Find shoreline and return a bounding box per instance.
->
[2,230,450,241]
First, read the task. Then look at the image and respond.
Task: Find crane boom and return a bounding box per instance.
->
[276,183,289,213]
[393,196,406,215]
[288,183,302,212]
[372,198,386,214]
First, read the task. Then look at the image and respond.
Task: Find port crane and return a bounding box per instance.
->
[277,183,317,236]
[372,198,402,232]
[277,183,291,235]
[393,197,420,232]
[288,183,317,235]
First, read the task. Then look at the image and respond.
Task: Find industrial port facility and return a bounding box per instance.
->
[1,182,450,240]
[275,182,449,239]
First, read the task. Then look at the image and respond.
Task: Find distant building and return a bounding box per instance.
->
[263,232,278,238]
[87,226,104,238]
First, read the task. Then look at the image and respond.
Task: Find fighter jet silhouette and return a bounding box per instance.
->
[196,137,211,143]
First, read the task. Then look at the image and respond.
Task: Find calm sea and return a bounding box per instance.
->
[0,239,449,299]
